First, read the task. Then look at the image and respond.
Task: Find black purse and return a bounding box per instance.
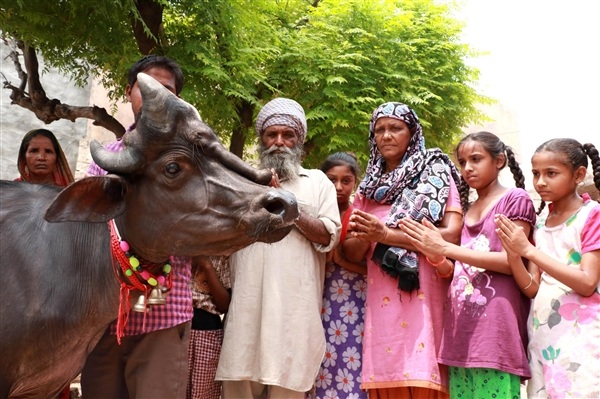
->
[371,242,420,293]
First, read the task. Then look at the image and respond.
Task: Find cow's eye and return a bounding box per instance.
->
[165,162,181,175]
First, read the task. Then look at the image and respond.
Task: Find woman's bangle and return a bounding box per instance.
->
[436,263,454,279]
[426,256,453,278]
[426,256,447,267]
[522,272,533,290]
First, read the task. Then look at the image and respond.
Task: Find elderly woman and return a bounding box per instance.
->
[344,102,463,399]
[16,128,74,187]
[16,128,74,399]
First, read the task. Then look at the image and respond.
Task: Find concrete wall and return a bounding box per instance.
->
[464,102,523,187]
[464,102,598,202]
[74,77,132,178]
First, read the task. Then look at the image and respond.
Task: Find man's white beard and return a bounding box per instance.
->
[259,144,303,182]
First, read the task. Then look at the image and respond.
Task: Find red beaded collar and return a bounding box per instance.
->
[108,219,173,342]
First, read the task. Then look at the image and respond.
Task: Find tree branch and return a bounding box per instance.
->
[2,38,126,138]
[4,39,27,91]
[21,41,47,107]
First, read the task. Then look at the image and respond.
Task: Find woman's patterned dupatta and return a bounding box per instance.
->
[359,102,460,292]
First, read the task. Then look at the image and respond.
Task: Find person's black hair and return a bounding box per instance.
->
[455,131,525,213]
[320,152,361,179]
[534,138,600,214]
[18,129,61,162]
[127,55,184,95]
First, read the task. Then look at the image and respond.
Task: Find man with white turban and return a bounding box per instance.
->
[216,98,341,398]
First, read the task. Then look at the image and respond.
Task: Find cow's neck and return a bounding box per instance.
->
[109,219,168,269]
[113,217,168,264]
[108,220,171,292]
[108,218,173,342]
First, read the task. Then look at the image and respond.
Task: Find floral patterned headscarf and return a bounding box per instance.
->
[359,102,460,292]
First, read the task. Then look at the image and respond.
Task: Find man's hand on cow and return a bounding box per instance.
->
[269,168,281,188]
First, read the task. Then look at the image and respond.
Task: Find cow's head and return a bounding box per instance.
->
[45,73,298,260]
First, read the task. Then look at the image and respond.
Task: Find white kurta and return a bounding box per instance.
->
[216,167,341,392]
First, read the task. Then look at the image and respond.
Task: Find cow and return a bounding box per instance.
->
[0,73,298,399]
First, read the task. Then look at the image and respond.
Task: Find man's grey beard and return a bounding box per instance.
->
[259,143,303,182]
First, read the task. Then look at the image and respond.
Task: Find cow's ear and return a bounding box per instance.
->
[45,176,127,223]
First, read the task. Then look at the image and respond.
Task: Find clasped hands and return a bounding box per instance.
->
[348,209,388,242]
[399,214,534,261]
[398,218,447,263]
[494,214,534,259]
[348,210,444,253]
[348,211,535,271]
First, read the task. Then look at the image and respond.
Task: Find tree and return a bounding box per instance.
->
[268,0,487,165]
[1,0,486,168]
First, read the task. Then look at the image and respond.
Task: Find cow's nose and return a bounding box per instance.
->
[262,189,299,222]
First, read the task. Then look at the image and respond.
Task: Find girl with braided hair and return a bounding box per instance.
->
[495,138,600,399]
[400,131,536,399]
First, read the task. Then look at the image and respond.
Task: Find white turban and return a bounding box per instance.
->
[255,98,307,144]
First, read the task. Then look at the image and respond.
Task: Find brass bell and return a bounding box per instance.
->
[160,285,170,301]
[147,287,166,305]
[133,294,150,312]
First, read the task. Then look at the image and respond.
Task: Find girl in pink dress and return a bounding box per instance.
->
[401,131,536,399]
[495,138,600,399]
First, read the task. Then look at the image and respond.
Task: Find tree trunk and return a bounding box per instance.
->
[131,0,164,55]
[229,100,255,158]
[2,38,126,137]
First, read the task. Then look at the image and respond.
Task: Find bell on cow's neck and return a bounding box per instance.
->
[147,287,166,305]
[160,285,169,301]
[133,294,149,312]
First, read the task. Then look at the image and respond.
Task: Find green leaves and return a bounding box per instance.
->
[3,0,486,168]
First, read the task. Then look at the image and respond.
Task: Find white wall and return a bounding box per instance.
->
[75,77,132,178]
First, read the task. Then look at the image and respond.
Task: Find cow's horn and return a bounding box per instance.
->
[137,72,182,137]
[90,139,144,174]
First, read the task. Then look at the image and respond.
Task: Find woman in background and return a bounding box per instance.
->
[16,128,74,399]
[16,128,74,186]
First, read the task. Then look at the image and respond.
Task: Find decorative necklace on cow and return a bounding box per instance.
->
[108,219,173,342]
